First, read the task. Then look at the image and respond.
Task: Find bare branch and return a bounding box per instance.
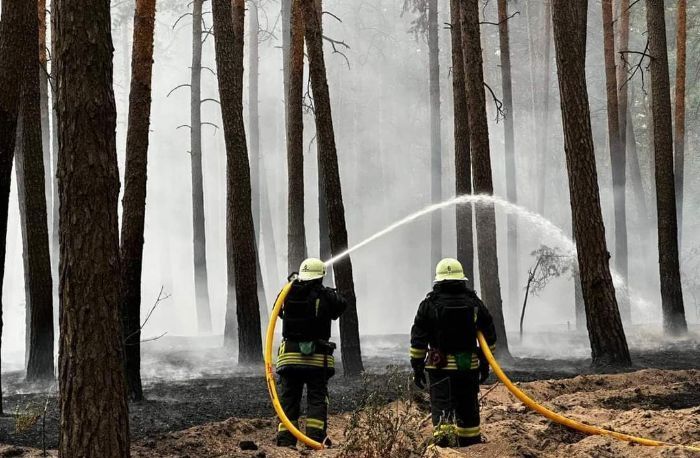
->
[202,122,220,132]
[176,124,192,130]
[483,82,505,122]
[167,83,191,97]
[125,287,171,343]
[619,38,650,94]
[322,10,342,23]
[479,11,520,27]
[173,12,193,30]
[322,35,351,69]
[201,98,221,105]
[139,332,168,344]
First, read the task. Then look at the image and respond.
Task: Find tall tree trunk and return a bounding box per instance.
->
[302,0,363,376]
[602,0,629,321]
[536,1,552,217]
[213,0,263,364]
[50,0,60,308]
[617,0,650,231]
[16,0,54,383]
[645,0,687,335]
[120,0,157,402]
[38,0,52,223]
[286,0,306,273]
[428,0,442,268]
[460,0,510,358]
[450,0,474,290]
[55,0,131,452]
[314,0,333,286]
[551,0,631,366]
[673,0,686,247]
[498,0,518,310]
[525,0,542,211]
[191,0,213,334]
[247,1,270,316]
[249,1,261,233]
[0,0,26,415]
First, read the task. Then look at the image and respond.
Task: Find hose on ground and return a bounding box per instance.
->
[477,332,700,452]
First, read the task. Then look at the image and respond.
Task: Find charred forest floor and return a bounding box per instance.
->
[0,333,699,456]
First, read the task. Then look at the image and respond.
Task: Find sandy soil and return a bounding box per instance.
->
[6,368,694,457]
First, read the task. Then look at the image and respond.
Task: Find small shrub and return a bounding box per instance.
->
[339,366,437,458]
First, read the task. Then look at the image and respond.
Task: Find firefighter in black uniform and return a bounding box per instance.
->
[276,257,347,447]
[410,258,497,447]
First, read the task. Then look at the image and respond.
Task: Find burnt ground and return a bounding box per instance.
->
[0,334,699,451]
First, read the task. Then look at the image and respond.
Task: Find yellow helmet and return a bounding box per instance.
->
[435,258,468,282]
[298,257,326,281]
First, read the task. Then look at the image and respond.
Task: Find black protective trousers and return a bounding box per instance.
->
[428,370,481,447]
[276,367,329,445]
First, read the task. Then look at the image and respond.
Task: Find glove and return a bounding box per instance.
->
[413,369,426,390]
[479,363,490,384]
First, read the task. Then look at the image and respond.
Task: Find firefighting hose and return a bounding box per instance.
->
[264,281,700,452]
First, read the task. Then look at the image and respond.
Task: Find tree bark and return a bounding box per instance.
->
[55,0,131,452]
[38,0,52,225]
[16,0,54,383]
[302,0,364,376]
[673,0,686,247]
[212,0,263,364]
[601,0,629,321]
[460,0,510,359]
[428,0,442,268]
[191,0,213,334]
[287,0,306,273]
[0,0,27,415]
[645,0,687,335]
[120,0,157,402]
[551,0,631,366]
[536,1,552,218]
[498,0,519,310]
[450,0,474,290]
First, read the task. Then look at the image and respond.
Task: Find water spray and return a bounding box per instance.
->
[264,194,699,451]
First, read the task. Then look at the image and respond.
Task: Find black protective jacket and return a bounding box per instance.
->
[277,280,347,372]
[410,281,497,371]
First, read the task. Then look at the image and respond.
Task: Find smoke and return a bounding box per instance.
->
[3,0,699,374]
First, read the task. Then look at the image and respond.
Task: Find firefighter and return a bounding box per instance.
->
[410,258,497,447]
[275,258,347,448]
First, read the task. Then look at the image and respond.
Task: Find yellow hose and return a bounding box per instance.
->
[264,281,324,450]
[477,332,700,452]
[264,281,699,452]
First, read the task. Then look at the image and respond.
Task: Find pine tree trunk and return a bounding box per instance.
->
[617,0,650,230]
[191,0,213,334]
[497,0,519,310]
[673,0,686,247]
[536,1,552,217]
[645,0,687,335]
[213,0,263,364]
[16,0,54,383]
[38,0,52,225]
[460,0,510,359]
[429,0,442,268]
[50,0,60,308]
[450,0,474,290]
[287,0,306,273]
[55,0,131,451]
[247,1,272,319]
[302,0,363,376]
[551,0,631,366]
[601,0,629,321]
[0,0,26,415]
[120,0,157,402]
[525,0,542,212]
